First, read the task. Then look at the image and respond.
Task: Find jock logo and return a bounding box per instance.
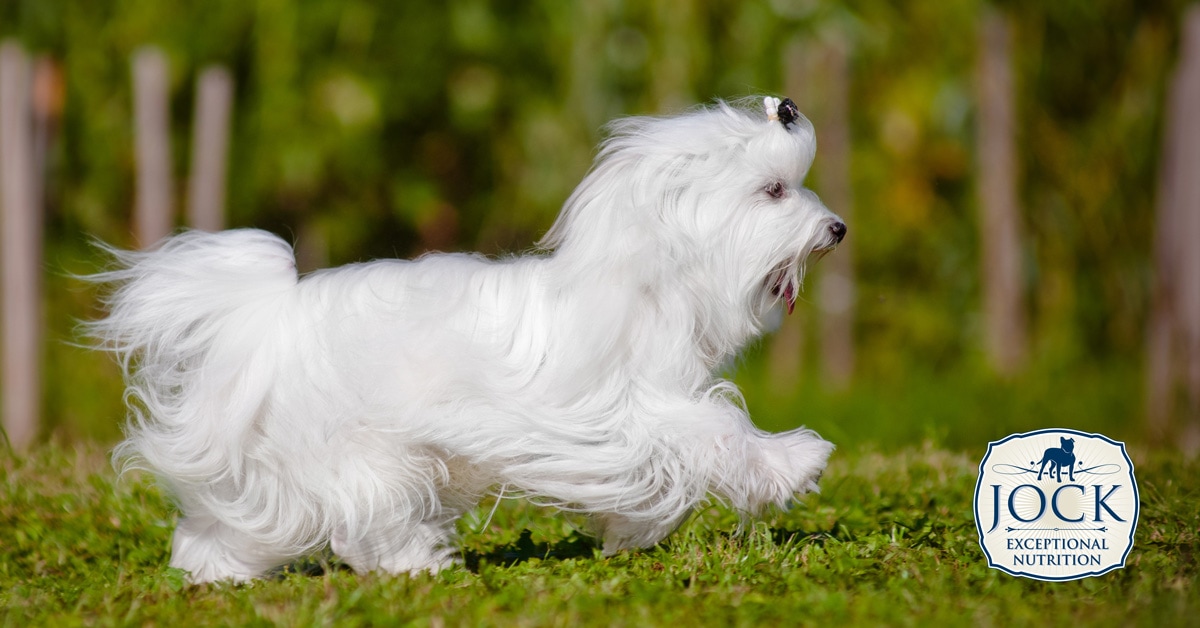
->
[974,429,1138,581]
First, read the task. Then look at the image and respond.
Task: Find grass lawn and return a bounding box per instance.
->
[2,440,1196,626]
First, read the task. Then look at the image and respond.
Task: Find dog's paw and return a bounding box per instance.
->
[332,523,458,576]
[170,517,283,583]
[768,429,834,496]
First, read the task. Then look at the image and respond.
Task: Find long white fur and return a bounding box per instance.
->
[88,98,845,583]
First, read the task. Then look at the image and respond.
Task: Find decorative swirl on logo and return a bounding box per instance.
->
[990,463,1122,476]
[1005,526,1108,532]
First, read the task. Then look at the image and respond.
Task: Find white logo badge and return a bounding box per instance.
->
[974,429,1138,581]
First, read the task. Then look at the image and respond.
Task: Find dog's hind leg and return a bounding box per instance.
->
[170,516,293,583]
[328,445,485,575]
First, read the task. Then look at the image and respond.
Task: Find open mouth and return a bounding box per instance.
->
[765,247,834,315]
[767,263,800,315]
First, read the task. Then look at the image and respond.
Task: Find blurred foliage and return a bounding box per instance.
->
[0,0,1191,442]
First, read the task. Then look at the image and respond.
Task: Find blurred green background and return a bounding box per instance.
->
[1,0,1190,449]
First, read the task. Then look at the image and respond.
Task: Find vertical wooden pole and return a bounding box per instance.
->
[772,35,857,390]
[1149,7,1200,452]
[767,38,811,390]
[976,10,1027,375]
[0,42,39,450]
[187,66,233,232]
[1181,9,1200,454]
[132,47,174,247]
[814,36,856,388]
[1146,19,1186,441]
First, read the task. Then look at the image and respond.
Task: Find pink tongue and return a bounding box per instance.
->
[784,282,796,315]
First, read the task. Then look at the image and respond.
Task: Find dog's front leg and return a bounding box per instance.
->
[331,518,459,576]
[170,515,294,583]
[707,424,834,515]
[594,402,832,549]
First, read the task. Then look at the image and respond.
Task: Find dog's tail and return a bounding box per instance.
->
[85,229,298,486]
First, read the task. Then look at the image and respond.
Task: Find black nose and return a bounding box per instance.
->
[829,221,847,243]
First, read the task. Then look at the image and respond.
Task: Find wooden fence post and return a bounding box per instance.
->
[770,34,857,390]
[814,35,856,388]
[0,42,40,450]
[976,10,1027,375]
[1182,9,1200,455]
[187,66,233,232]
[767,37,812,389]
[132,47,174,248]
[1147,6,1200,452]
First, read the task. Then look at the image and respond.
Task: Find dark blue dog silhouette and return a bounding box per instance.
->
[1037,437,1076,483]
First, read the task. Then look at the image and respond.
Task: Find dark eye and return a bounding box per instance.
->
[766,181,785,199]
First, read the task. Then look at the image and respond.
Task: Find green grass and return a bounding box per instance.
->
[2,441,1196,626]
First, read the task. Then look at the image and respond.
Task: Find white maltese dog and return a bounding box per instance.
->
[90,96,846,583]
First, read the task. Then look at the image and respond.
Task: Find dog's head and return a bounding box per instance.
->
[540,98,845,331]
[1061,437,1075,452]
